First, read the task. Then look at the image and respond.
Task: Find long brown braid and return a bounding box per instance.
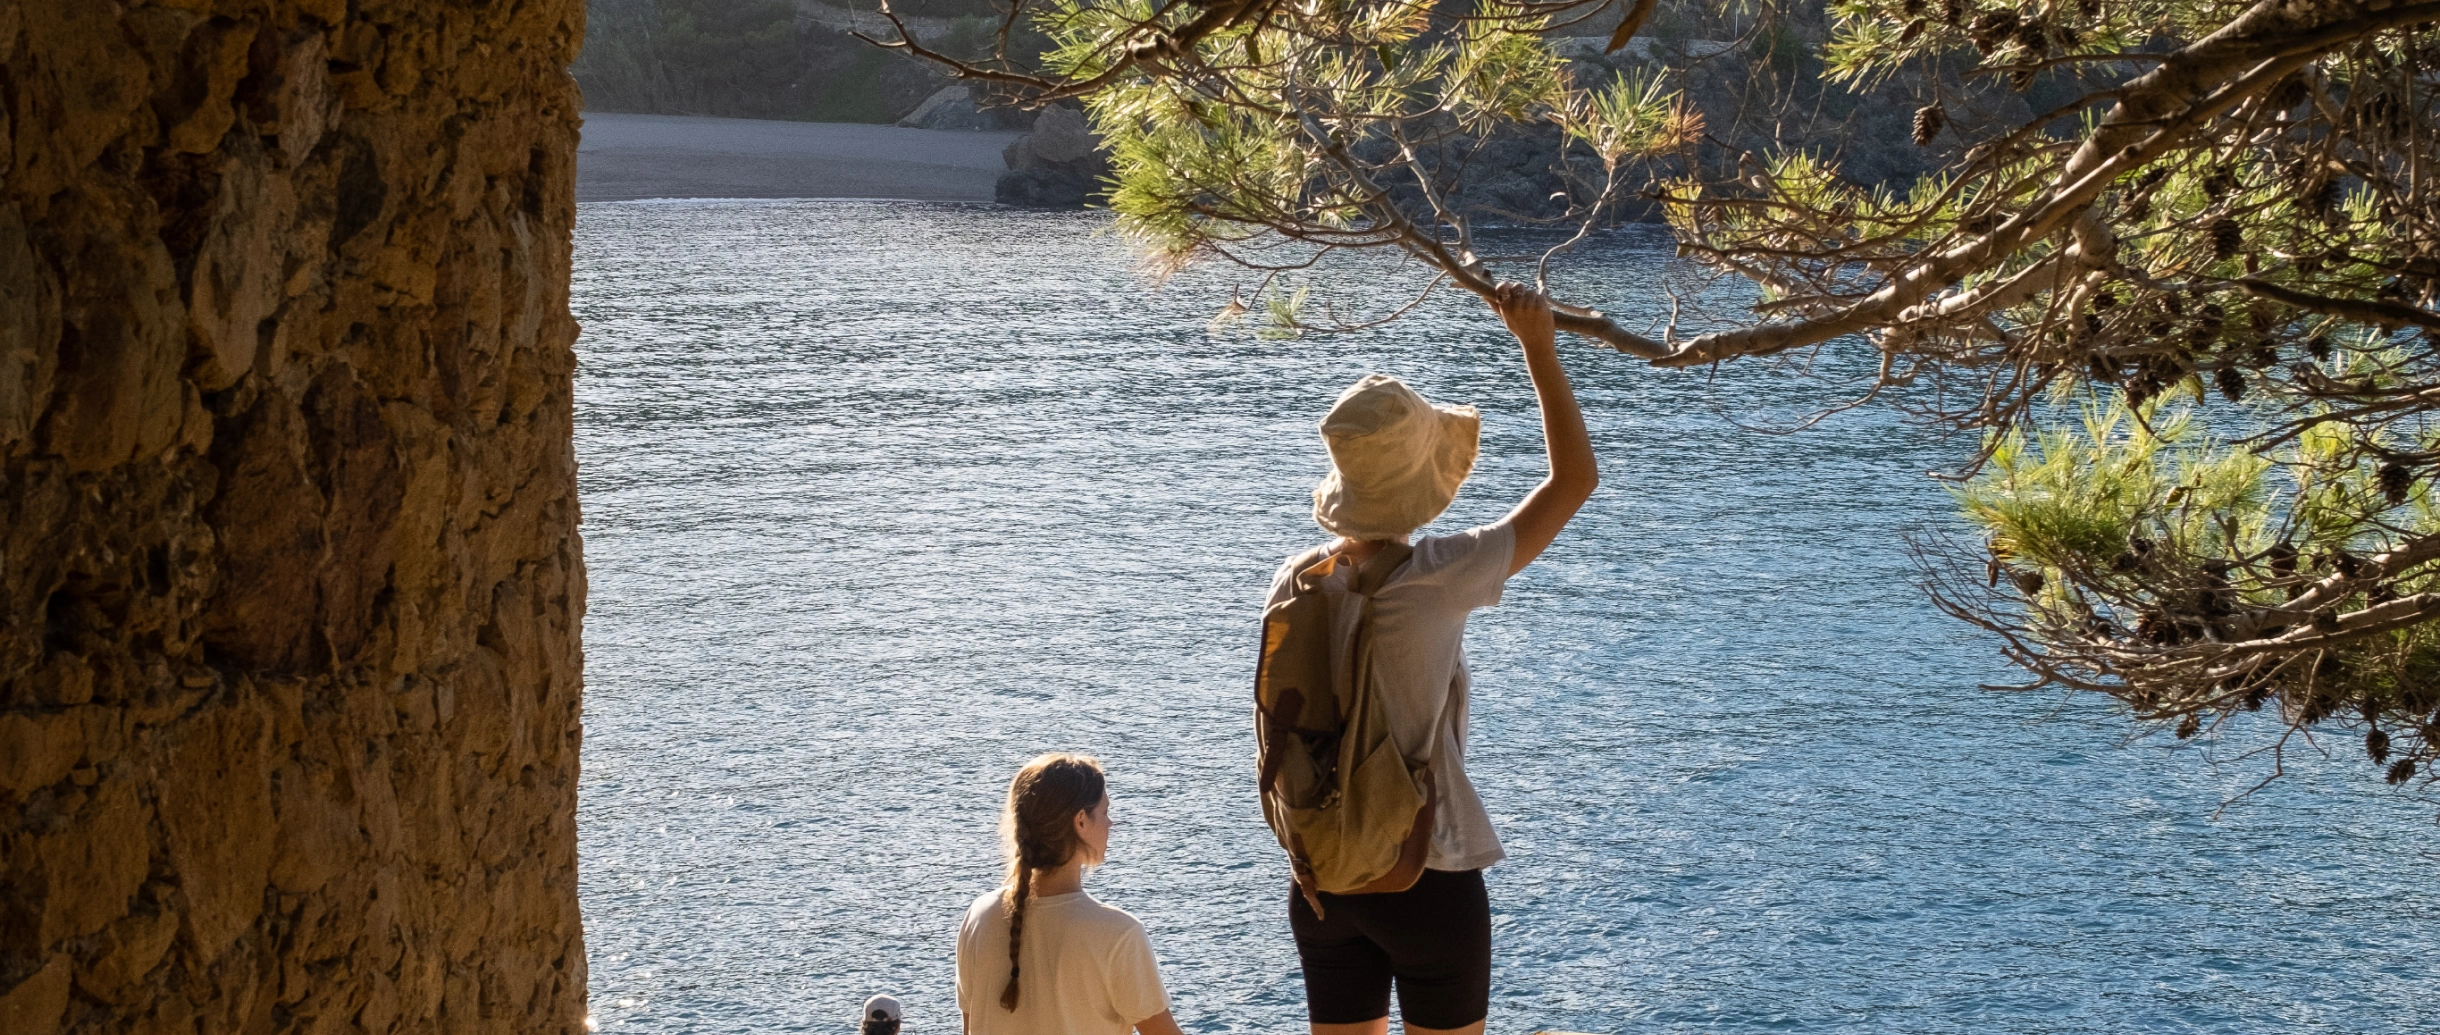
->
[997,753,1107,1011]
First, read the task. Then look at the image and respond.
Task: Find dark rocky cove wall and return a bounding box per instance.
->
[1,2,588,1033]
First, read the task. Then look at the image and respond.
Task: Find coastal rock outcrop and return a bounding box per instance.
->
[0,3,588,1034]
[996,107,1110,208]
[898,85,1000,132]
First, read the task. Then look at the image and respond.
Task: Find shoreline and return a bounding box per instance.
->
[577,111,1021,204]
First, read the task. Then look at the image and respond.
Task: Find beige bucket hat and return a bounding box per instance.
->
[1311,374,1481,540]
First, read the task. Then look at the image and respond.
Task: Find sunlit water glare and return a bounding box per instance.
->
[572,200,2438,1035]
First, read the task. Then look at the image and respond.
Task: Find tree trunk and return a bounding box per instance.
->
[0,2,589,1033]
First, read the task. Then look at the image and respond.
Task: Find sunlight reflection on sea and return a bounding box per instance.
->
[572,200,2439,1035]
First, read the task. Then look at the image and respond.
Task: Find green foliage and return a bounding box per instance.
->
[576,0,801,115]
[1820,0,2151,86]
[1750,19,1812,77]
[798,47,924,122]
[886,0,1005,18]
[655,0,799,71]
[1021,0,1689,267]
[1567,73,1688,165]
[1968,354,2438,582]
[1956,379,2440,757]
[896,0,2440,793]
[1964,401,2280,588]
[935,16,1005,62]
[575,0,953,123]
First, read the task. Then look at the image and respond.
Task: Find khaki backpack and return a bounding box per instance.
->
[1254,542,1439,916]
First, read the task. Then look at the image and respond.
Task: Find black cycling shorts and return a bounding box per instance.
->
[1287,867,1491,1029]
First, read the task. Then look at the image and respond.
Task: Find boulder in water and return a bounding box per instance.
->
[996,107,1110,208]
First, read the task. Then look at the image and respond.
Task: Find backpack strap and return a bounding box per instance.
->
[1350,541,1413,597]
[1287,543,1338,585]
[1352,540,1456,767]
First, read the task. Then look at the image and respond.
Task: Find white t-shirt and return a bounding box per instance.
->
[955,889,1169,1035]
[1266,518,1516,871]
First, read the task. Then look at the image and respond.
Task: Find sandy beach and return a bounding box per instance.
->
[577,112,1022,203]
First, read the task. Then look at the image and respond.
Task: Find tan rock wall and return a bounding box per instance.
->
[0,2,588,1033]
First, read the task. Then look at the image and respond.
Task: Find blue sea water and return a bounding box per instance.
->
[571,200,2439,1035]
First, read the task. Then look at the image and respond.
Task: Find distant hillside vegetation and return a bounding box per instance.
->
[573,0,1010,123]
[569,0,2043,202]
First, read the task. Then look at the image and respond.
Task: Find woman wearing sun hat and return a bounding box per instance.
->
[1263,283,1597,1035]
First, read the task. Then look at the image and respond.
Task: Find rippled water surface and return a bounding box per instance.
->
[572,201,2437,1035]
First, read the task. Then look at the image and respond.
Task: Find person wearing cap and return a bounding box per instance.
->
[1268,283,1596,1035]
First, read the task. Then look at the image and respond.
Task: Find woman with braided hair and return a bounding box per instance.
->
[954,754,1186,1035]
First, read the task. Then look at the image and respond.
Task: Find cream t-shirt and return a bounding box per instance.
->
[955,889,1169,1035]
[1265,518,1517,871]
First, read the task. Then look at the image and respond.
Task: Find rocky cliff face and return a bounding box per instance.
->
[0,2,588,1033]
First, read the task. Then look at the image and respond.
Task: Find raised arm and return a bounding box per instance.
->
[1490,283,1598,577]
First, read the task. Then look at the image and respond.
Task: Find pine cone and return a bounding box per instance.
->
[2306,179,2342,220]
[2379,462,2414,506]
[2386,759,2417,785]
[1912,104,1946,146]
[2012,20,2047,54]
[2367,729,2391,764]
[2215,367,2246,402]
[2210,217,2242,260]
[2137,611,2176,644]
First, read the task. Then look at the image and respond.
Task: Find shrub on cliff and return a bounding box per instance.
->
[576,0,797,113]
[575,0,949,121]
[873,0,2440,802]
